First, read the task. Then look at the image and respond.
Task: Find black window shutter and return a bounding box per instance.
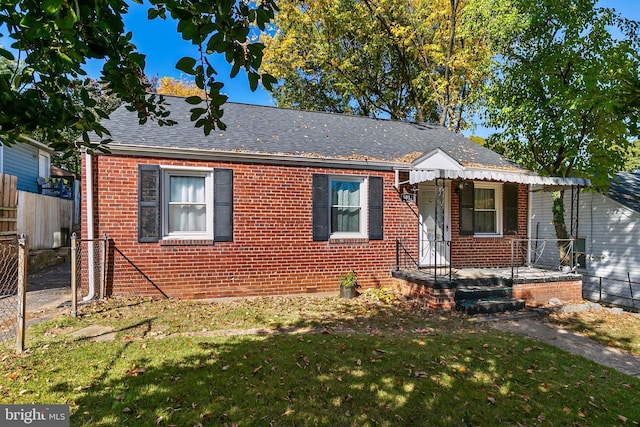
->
[214,168,234,242]
[138,164,160,243]
[503,183,519,235]
[459,181,474,236]
[369,176,384,240]
[312,174,329,241]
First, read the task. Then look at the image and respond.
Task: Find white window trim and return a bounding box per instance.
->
[474,181,503,237]
[329,176,368,239]
[161,166,214,240]
[38,149,51,178]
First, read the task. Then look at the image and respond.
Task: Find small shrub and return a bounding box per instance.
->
[338,270,358,288]
[362,287,400,303]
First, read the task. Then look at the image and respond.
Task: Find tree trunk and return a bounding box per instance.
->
[552,191,570,266]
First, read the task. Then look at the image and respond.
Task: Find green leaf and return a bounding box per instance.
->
[43,0,64,15]
[185,96,203,105]
[190,107,208,121]
[248,72,259,92]
[0,48,15,61]
[176,57,197,75]
[261,73,277,91]
[229,61,240,78]
[54,8,77,29]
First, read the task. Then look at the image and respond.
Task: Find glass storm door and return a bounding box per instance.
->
[418,183,450,266]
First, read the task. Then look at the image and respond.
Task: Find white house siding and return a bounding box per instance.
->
[530,188,640,308]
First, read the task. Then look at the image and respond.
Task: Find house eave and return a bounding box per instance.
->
[102,143,408,171]
[17,135,55,153]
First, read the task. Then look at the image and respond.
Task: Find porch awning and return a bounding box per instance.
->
[409,169,591,188]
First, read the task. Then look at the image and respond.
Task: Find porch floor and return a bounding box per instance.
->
[392,266,581,288]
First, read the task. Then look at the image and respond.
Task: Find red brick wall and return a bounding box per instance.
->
[82,155,418,299]
[390,279,456,310]
[450,182,529,268]
[512,279,583,305]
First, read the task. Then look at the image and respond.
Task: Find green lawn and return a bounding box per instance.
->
[1,294,638,426]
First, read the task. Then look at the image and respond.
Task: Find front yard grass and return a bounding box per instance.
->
[0,295,638,426]
[547,308,640,357]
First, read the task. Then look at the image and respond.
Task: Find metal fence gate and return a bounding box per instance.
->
[70,234,168,316]
[0,237,27,352]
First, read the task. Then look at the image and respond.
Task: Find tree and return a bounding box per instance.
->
[482,0,640,245]
[261,0,494,130]
[156,76,204,98]
[0,0,277,153]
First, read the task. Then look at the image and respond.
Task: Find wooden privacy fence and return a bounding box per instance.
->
[18,191,73,249]
[0,173,18,241]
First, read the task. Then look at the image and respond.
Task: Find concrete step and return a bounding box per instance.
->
[455,286,512,302]
[456,297,526,315]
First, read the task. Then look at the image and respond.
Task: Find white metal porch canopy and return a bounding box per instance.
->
[408,169,591,188]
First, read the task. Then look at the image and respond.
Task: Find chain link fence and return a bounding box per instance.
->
[0,239,19,348]
[71,235,168,316]
[0,237,27,352]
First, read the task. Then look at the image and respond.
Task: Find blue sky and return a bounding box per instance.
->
[86,0,639,137]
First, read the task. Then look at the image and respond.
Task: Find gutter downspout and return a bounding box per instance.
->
[527,184,533,266]
[83,149,96,301]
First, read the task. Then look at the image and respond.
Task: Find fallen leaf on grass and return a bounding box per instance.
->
[252,365,262,374]
[618,415,628,423]
[487,396,495,404]
[126,366,147,376]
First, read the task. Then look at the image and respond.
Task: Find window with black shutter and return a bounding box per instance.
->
[312,174,383,241]
[138,165,160,242]
[137,165,233,242]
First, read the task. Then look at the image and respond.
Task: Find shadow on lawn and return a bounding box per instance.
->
[43,302,639,426]
[547,311,638,355]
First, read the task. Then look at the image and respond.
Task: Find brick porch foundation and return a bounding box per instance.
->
[511,279,583,305]
[391,278,457,310]
[391,274,583,310]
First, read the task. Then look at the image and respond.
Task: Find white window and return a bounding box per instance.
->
[474,182,502,236]
[330,176,368,238]
[162,168,213,239]
[38,150,50,178]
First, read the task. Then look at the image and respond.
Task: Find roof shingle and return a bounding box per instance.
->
[100,96,524,170]
[607,172,640,213]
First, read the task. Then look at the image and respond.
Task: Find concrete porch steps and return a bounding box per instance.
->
[455,286,526,315]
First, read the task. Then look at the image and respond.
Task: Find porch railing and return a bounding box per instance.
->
[395,238,418,271]
[395,238,452,283]
[510,238,575,278]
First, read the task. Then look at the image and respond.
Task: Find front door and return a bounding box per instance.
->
[418,182,451,266]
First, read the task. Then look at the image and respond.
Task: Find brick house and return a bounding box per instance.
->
[82,96,588,304]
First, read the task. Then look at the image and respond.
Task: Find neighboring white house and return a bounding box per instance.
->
[530,172,640,308]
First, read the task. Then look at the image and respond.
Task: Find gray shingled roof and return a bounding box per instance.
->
[607,172,640,213]
[100,96,524,170]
